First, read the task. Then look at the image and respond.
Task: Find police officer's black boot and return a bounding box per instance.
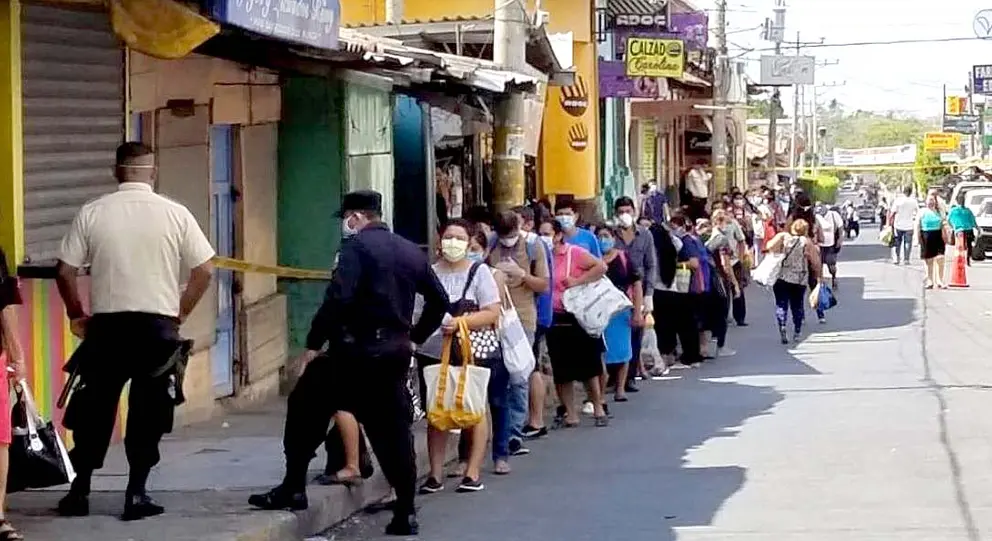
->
[121,468,164,521]
[385,512,419,536]
[57,471,91,517]
[247,484,308,512]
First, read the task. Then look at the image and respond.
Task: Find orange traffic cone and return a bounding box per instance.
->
[949,231,970,288]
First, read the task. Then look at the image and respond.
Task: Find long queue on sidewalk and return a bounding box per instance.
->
[245,179,849,537]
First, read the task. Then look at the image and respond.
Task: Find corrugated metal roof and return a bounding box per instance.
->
[607,0,668,16]
[345,15,489,29]
[331,28,541,94]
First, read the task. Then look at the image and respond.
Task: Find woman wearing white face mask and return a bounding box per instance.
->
[414,219,503,494]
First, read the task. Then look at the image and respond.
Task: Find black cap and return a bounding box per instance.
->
[336,190,383,217]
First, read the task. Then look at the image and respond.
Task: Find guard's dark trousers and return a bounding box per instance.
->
[63,313,180,497]
[282,340,416,516]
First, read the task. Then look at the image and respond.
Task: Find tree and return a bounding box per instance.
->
[913,142,951,193]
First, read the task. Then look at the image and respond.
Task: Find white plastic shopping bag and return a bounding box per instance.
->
[423,319,491,431]
[561,247,632,336]
[498,287,536,384]
[751,252,783,287]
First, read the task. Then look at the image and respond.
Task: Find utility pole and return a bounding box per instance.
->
[765,0,786,185]
[789,32,799,183]
[711,0,728,194]
[385,0,403,24]
[811,84,818,175]
[493,0,529,211]
[968,71,976,157]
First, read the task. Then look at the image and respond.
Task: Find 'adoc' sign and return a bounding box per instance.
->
[625,37,684,78]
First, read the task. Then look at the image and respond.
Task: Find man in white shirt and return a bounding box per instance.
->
[685,161,711,221]
[815,203,845,291]
[888,185,919,264]
[55,142,215,521]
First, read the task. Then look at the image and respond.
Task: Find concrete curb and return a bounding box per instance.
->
[209,425,456,541]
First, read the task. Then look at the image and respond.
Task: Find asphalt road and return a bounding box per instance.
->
[328,227,992,541]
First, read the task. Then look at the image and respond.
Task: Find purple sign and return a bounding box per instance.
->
[598,60,660,98]
[669,12,708,50]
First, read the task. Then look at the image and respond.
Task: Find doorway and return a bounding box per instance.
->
[210,125,237,398]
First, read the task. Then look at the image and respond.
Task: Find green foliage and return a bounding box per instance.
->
[797,173,841,204]
[913,141,951,193]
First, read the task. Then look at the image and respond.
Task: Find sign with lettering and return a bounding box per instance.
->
[209,0,341,50]
[611,0,669,28]
[975,65,992,94]
[946,96,969,116]
[625,37,684,78]
[924,132,961,152]
[942,114,979,134]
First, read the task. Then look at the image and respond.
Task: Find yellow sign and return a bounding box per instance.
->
[946,96,968,116]
[625,37,685,78]
[923,132,961,152]
[541,41,599,199]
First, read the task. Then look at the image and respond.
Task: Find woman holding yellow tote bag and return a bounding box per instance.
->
[415,220,502,495]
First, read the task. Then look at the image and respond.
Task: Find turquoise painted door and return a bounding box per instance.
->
[211,125,236,397]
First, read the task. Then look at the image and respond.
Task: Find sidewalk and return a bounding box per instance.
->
[7,402,444,541]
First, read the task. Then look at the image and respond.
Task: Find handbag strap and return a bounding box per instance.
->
[17,380,44,452]
[458,261,484,304]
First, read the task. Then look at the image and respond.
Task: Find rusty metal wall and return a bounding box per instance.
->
[21,3,124,265]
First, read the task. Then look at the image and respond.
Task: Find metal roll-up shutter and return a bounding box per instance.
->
[21,4,124,265]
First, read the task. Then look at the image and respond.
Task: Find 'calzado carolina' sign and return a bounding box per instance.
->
[625,37,684,78]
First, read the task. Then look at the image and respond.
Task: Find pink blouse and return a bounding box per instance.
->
[552,244,592,312]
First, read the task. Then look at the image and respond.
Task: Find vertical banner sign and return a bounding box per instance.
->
[640,120,657,182]
[541,41,599,199]
[974,65,992,94]
[625,38,685,78]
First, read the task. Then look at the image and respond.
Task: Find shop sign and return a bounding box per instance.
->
[669,11,708,50]
[942,114,979,134]
[614,13,668,28]
[685,131,711,154]
[559,75,590,117]
[974,65,992,94]
[832,145,916,166]
[598,60,662,98]
[946,96,969,116]
[924,132,962,152]
[209,0,341,50]
[625,37,684,78]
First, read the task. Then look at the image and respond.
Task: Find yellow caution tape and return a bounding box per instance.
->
[700,164,965,172]
[212,256,332,281]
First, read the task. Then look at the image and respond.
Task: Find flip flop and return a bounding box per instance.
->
[315,471,364,487]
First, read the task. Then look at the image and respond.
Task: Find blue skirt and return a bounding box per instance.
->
[603,308,633,365]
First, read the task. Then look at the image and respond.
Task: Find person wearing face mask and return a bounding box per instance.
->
[555,200,602,258]
[595,225,643,403]
[250,191,449,537]
[487,211,549,455]
[612,197,655,392]
[414,219,504,493]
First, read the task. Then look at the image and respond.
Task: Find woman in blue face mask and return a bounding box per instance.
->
[595,225,643,403]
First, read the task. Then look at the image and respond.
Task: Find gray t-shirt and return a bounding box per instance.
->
[415,262,500,359]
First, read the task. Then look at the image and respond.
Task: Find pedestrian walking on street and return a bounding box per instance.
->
[55,142,216,521]
[765,219,822,344]
[651,213,705,367]
[416,220,504,492]
[815,202,845,292]
[595,225,643,403]
[0,247,26,541]
[889,185,918,265]
[249,190,449,537]
[948,193,978,266]
[918,195,949,289]
[546,220,609,427]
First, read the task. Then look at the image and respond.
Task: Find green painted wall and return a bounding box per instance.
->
[278,76,346,356]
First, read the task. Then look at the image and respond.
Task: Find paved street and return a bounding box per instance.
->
[329,227,992,541]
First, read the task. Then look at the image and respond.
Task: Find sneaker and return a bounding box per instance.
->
[779,326,788,345]
[508,438,530,456]
[717,347,736,357]
[419,477,444,495]
[456,477,485,493]
[793,329,802,343]
[581,401,595,415]
[819,317,827,324]
[521,425,548,439]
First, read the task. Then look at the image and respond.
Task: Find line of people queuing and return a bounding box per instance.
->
[249,181,849,537]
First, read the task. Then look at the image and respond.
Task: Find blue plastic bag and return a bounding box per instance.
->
[817,283,837,313]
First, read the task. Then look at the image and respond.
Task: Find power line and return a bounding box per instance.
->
[748,35,988,52]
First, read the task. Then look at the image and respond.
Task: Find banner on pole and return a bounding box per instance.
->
[832,145,917,166]
[924,132,961,152]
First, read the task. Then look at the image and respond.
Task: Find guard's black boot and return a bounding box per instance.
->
[248,485,308,512]
[121,492,165,521]
[385,513,419,536]
[57,492,89,517]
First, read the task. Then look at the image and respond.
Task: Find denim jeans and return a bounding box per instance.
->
[507,381,529,440]
[893,229,913,263]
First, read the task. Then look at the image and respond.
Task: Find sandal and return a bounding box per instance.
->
[0,520,24,541]
[494,460,512,475]
[594,415,610,428]
[315,468,364,487]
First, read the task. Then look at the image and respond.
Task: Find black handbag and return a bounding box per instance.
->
[449,262,502,367]
[8,383,75,493]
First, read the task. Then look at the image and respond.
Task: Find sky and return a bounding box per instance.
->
[697,0,992,117]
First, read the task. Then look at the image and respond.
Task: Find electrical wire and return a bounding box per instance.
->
[748,35,990,52]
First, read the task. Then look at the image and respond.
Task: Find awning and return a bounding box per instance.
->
[343,17,573,85]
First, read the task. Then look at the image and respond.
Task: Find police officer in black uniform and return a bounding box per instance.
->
[249,190,448,537]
